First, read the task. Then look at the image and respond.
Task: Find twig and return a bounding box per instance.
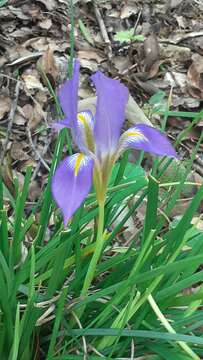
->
[0,80,20,165]
[93,1,112,60]
[26,126,50,173]
[31,138,51,180]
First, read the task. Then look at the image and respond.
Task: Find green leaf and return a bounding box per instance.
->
[78,19,94,46]
[114,29,145,43]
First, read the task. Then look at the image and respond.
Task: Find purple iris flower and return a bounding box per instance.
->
[51,60,177,225]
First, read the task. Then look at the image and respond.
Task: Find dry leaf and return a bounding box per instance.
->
[187,54,203,99]
[159,43,191,63]
[22,103,45,130]
[39,18,52,30]
[191,217,203,231]
[8,6,30,20]
[77,96,152,126]
[0,95,11,120]
[22,72,44,90]
[28,104,45,130]
[37,0,56,11]
[167,0,183,10]
[37,48,59,85]
[13,107,26,126]
[120,2,139,19]
[10,141,30,161]
[78,50,104,63]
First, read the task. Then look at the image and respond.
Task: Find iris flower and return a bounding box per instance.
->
[51,60,177,225]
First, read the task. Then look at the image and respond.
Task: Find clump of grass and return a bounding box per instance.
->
[1,89,203,359]
[1,3,203,360]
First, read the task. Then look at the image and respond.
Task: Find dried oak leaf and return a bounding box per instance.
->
[22,70,44,90]
[37,48,59,86]
[38,18,52,30]
[120,1,139,19]
[187,54,203,99]
[10,141,30,161]
[0,95,11,120]
[22,103,45,130]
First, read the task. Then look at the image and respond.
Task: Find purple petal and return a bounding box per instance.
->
[51,153,94,225]
[120,124,177,158]
[50,117,71,131]
[91,71,128,159]
[57,59,80,132]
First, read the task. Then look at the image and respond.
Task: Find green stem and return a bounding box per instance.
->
[81,201,105,297]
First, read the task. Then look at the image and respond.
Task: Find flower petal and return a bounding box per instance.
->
[51,153,94,225]
[57,59,80,131]
[120,124,177,158]
[77,110,95,153]
[50,117,70,131]
[91,71,128,159]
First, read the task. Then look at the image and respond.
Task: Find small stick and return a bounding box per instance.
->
[31,138,51,180]
[27,126,50,173]
[93,1,112,60]
[0,80,20,164]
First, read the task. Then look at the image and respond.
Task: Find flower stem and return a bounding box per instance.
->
[81,201,105,297]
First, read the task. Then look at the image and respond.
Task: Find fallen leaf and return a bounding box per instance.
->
[0,95,11,120]
[28,104,45,130]
[22,103,45,130]
[159,43,191,63]
[191,217,203,231]
[22,72,44,90]
[39,18,52,30]
[164,71,187,91]
[37,48,59,85]
[13,108,26,126]
[167,0,183,10]
[10,141,30,161]
[36,0,56,11]
[8,5,30,20]
[120,2,139,19]
[78,49,104,63]
[187,54,203,99]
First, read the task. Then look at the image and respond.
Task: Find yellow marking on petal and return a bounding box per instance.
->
[78,114,87,125]
[126,130,148,141]
[74,153,84,176]
[77,113,95,153]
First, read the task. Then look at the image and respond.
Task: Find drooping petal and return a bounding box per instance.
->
[91,71,129,159]
[119,124,177,158]
[76,110,95,153]
[50,117,71,131]
[57,59,80,132]
[51,153,94,225]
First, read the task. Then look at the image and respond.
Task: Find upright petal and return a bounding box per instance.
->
[57,59,80,131]
[119,124,177,158]
[51,153,94,225]
[91,71,128,159]
[77,110,95,153]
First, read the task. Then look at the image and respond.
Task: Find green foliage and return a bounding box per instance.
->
[1,112,203,358]
[114,29,145,43]
[78,19,94,46]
